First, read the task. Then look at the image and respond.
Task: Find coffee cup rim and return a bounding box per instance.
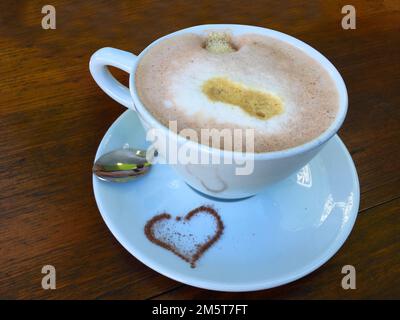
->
[129,24,348,160]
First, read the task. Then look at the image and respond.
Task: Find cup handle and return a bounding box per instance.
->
[89,47,137,109]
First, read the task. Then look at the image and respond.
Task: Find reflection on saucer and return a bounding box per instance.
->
[297,165,312,188]
[319,192,354,227]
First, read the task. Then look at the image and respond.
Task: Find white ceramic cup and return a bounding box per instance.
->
[89,24,348,199]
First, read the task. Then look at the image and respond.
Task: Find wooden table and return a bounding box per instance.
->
[1,0,399,299]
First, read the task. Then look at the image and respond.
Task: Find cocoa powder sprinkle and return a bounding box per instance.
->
[144,205,224,268]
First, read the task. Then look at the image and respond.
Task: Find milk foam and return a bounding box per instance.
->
[169,57,294,134]
[135,32,339,152]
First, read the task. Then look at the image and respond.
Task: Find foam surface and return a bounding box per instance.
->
[135,32,339,152]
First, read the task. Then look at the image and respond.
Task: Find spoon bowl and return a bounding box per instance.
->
[93,148,152,182]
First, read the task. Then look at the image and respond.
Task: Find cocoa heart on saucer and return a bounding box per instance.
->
[144,205,224,268]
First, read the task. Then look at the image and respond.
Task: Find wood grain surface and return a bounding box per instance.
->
[0,0,399,299]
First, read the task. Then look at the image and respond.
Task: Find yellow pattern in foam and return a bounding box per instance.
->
[202,77,283,120]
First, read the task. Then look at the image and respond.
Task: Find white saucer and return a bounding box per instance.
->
[93,110,360,292]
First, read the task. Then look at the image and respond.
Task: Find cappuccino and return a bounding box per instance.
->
[135,31,339,152]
